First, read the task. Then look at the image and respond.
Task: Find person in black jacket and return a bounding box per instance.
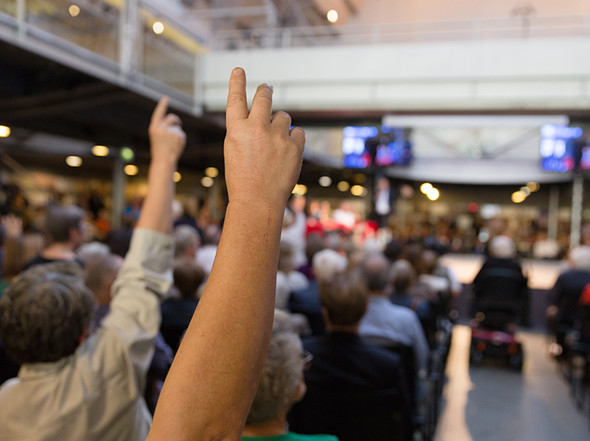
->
[290,269,412,441]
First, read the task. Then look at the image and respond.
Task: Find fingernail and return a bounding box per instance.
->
[265,83,274,92]
[232,67,244,76]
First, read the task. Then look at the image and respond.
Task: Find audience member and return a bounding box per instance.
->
[472,235,528,329]
[289,249,347,335]
[76,241,110,269]
[298,233,325,281]
[290,270,410,441]
[358,253,430,374]
[390,259,434,333]
[173,224,200,259]
[195,224,221,275]
[0,95,184,440]
[24,204,88,269]
[547,245,590,348]
[281,196,308,268]
[161,257,205,352]
[242,327,337,441]
[84,252,124,328]
[276,241,309,309]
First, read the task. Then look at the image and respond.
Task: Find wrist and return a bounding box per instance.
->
[148,158,177,175]
[226,199,286,230]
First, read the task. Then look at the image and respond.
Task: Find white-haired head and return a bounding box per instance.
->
[312,249,347,282]
[569,246,590,272]
[489,235,516,259]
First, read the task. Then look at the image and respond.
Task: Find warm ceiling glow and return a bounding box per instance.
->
[153,21,165,35]
[511,191,526,204]
[526,181,540,192]
[327,9,339,23]
[92,145,109,156]
[173,172,182,183]
[66,156,82,167]
[337,181,350,192]
[0,125,10,137]
[201,176,214,188]
[319,176,332,187]
[205,167,219,178]
[420,183,433,194]
[68,4,80,17]
[124,164,139,176]
[426,188,440,201]
[350,185,367,197]
[292,184,308,196]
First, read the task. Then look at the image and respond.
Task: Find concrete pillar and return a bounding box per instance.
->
[111,154,126,230]
[570,172,584,249]
[548,185,559,241]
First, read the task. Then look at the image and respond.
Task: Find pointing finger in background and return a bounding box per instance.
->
[151,96,169,127]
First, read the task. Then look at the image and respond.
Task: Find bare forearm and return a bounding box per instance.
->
[136,161,176,234]
[149,201,283,441]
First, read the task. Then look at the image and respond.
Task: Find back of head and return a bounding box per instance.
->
[0,262,95,364]
[246,331,303,425]
[421,250,439,275]
[569,245,590,272]
[312,249,347,282]
[362,253,391,293]
[173,257,206,299]
[174,225,200,258]
[391,259,415,294]
[77,241,110,268]
[278,241,295,273]
[305,233,325,265]
[489,235,516,259]
[202,224,221,246]
[84,253,123,302]
[320,269,368,327]
[46,205,86,244]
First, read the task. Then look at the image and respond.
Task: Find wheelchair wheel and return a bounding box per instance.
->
[470,349,484,367]
[509,353,523,371]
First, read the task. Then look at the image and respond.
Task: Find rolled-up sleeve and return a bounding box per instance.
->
[101,228,174,388]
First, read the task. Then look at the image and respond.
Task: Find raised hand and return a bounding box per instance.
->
[224,68,305,210]
[1,214,22,239]
[148,96,186,165]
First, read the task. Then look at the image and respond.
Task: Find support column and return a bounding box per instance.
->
[111,155,126,230]
[570,171,584,249]
[119,0,139,79]
[548,185,559,241]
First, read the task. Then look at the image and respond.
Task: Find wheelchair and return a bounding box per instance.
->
[469,267,528,371]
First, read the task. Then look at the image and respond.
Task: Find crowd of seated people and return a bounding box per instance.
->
[0,69,472,441]
[0,69,310,440]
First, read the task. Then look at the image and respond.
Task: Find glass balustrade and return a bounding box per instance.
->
[25,0,119,62]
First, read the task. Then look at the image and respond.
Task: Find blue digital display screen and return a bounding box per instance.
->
[342,126,412,169]
[540,124,582,173]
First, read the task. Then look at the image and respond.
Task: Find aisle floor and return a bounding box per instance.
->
[434,325,590,441]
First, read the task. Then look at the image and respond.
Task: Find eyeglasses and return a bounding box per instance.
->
[302,350,313,371]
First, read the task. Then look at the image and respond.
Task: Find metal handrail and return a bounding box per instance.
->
[211,14,590,49]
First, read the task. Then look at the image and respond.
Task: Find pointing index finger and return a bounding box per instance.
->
[151,96,169,126]
[226,67,248,128]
